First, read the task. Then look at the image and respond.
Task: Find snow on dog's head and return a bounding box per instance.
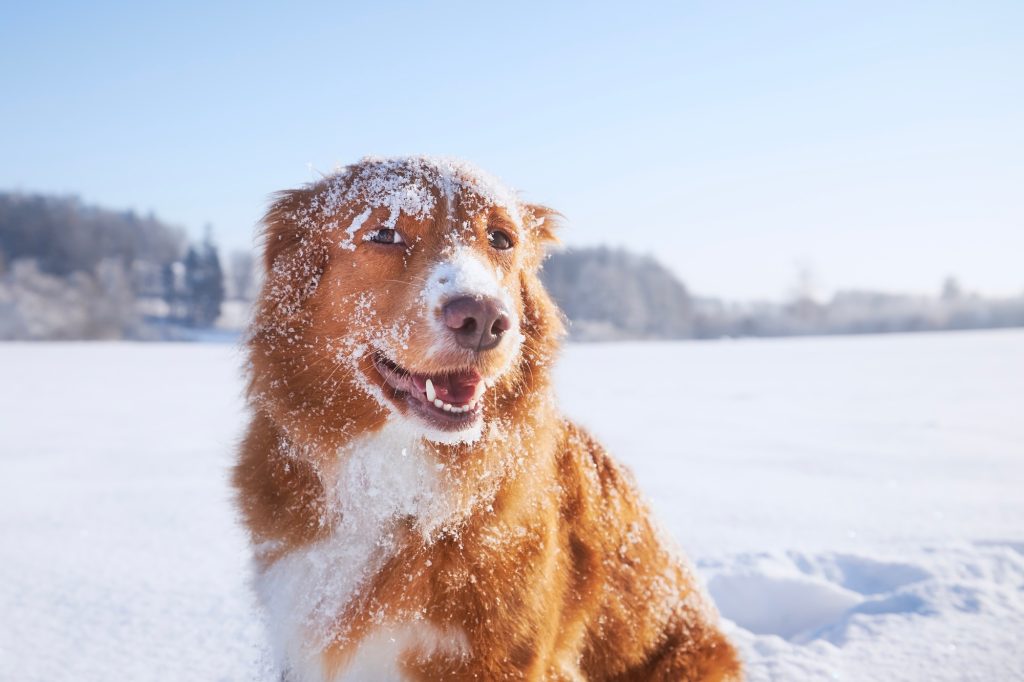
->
[248,156,564,453]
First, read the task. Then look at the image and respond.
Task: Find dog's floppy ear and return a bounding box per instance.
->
[255,187,331,326]
[518,268,566,376]
[261,188,316,272]
[518,203,566,371]
[524,204,562,244]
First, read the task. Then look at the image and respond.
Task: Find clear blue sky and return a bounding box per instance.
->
[2,1,1021,300]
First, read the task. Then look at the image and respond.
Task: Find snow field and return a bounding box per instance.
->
[1,330,1022,680]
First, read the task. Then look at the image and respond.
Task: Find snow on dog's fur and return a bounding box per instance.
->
[234,156,741,681]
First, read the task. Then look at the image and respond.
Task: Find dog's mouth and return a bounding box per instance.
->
[370,351,488,431]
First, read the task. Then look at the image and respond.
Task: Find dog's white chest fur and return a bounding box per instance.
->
[254,422,465,681]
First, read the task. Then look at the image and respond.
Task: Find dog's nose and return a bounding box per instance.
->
[442,296,511,351]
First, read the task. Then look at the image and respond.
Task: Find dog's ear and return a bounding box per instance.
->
[518,204,566,367]
[261,189,316,273]
[518,269,566,378]
[255,187,331,327]
[523,204,562,244]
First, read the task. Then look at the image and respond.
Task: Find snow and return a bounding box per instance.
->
[301,156,525,239]
[1,329,1023,680]
[338,208,372,251]
[555,330,1024,681]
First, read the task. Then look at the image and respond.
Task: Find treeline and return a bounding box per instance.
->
[540,248,693,340]
[542,247,1024,340]
[3,191,1022,341]
[0,193,255,340]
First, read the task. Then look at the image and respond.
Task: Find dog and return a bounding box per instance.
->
[234,156,741,681]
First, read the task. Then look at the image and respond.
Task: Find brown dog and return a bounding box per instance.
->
[233,157,741,681]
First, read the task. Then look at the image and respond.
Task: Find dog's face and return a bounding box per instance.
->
[250,158,563,449]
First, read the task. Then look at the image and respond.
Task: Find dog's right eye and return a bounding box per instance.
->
[365,228,405,245]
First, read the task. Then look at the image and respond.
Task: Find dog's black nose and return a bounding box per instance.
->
[442,296,511,351]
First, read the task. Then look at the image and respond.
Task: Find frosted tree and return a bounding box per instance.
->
[183,230,225,327]
[540,247,693,340]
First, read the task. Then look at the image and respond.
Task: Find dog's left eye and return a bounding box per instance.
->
[365,228,405,245]
[487,229,514,250]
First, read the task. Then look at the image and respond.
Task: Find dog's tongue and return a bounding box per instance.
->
[412,369,482,404]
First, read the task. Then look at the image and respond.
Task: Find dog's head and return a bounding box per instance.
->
[249,157,564,450]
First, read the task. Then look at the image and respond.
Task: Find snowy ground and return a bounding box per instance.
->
[1,330,1022,681]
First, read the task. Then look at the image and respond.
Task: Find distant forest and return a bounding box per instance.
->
[0,193,252,340]
[541,247,1024,340]
[2,191,1022,340]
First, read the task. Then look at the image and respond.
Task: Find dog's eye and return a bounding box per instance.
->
[487,229,514,250]
[365,228,405,245]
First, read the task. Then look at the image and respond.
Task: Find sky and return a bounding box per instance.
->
[2,1,1022,300]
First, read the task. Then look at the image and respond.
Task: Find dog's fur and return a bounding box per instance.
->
[234,157,741,681]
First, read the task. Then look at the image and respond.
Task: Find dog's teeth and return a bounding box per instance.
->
[425,378,436,402]
[443,403,453,412]
[433,398,444,408]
